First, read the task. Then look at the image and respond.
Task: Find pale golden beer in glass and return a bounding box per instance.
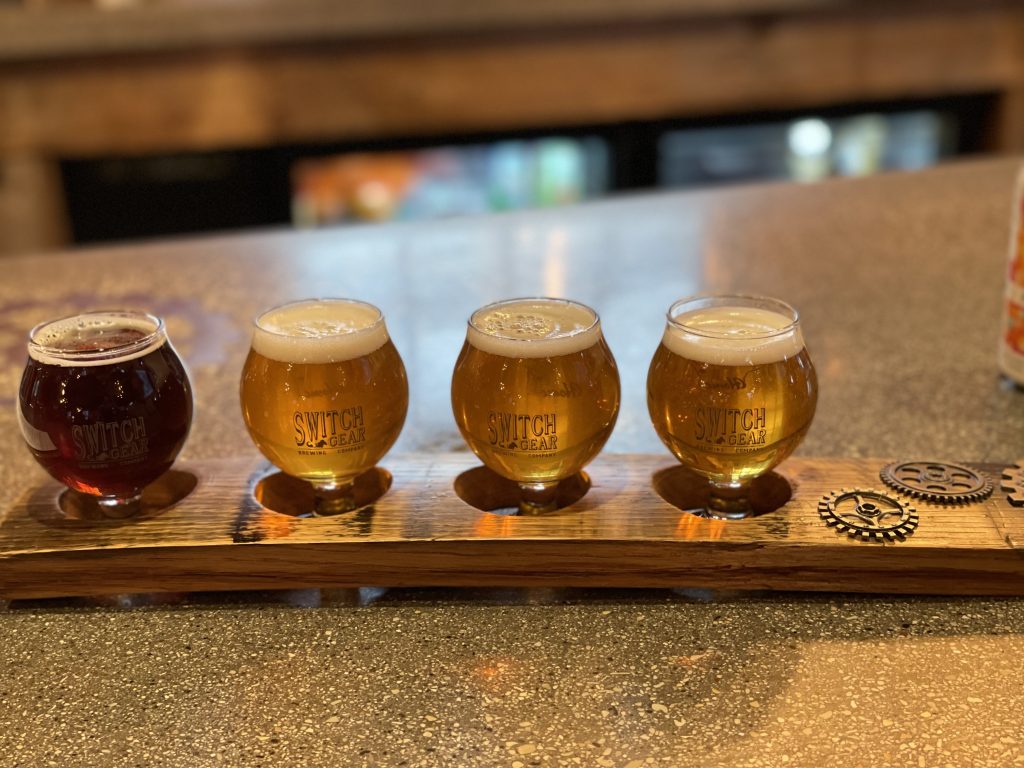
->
[646,295,817,518]
[451,298,620,513]
[240,299,408,513]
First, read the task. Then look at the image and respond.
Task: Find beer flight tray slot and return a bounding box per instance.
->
[2,453,1024,600]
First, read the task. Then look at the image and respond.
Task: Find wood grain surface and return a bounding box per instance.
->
[1,453,1022,599]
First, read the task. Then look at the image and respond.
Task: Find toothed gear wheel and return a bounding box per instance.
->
[818,488,919,543]
[1001,461,1024,507]
[880,461,992,504]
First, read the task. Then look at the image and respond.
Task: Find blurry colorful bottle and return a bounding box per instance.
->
[1000,168,1024,385]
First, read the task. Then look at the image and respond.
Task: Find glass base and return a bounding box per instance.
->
[706,482,753,520]
[518,481,559,516]
[311,479,358,517]
[95,492,143,519]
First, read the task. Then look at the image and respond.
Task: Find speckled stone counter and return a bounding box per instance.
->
[2,159,1024,767]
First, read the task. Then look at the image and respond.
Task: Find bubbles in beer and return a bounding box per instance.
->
[662,305,804,366]
[468,298,601,358]
[252,299,389,364]
[453,297,620,487]
[19,310,193,504]
[28,312,163,367]
[62,328,148,351]
[241,299,408,490]
[647,296,817,501]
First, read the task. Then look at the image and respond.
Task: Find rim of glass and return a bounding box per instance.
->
[253,298,385,338]
[468,296,600,340]
[27,309,165,363]
[666,294,800,339]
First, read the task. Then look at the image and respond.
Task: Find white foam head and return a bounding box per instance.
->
[27,311,166,367]
[467,298,601,358]
[252,299,389,364]
[663,298,805,366]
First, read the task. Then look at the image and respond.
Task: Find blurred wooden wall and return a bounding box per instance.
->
[1,0,1023,255]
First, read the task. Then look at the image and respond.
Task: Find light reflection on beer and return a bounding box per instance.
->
[451,297,620,515]
[240,299,408,515]
[647,295,816,519]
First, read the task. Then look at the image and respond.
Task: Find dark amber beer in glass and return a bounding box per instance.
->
[18,310,193,512]
[240,299,407,513]
[646,295,817,518]
[451,298,620,513]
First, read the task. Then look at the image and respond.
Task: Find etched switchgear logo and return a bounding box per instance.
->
[694,407,767,450]
[72,416,149,464]
[693,367,768,452]
[487,412,558,454]
[293,406,366,455]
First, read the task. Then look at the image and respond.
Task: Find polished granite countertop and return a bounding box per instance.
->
[2,159,1024,766]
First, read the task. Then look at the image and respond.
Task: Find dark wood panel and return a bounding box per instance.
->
[1,7,1020,156]
[0,0,848,61]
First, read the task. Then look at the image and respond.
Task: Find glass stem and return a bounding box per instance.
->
[518,481,559,516]
[706,481,754,520]
[312,479,358,516]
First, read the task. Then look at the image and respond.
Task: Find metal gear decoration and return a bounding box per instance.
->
[818,488,919,543]
[880,461,992,504]
[1000,461,1024,507]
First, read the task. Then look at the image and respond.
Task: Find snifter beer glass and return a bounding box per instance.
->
[240,298,408,515]
[451,297,620,514]
[647,295,817,519]
[18,310,194,516]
